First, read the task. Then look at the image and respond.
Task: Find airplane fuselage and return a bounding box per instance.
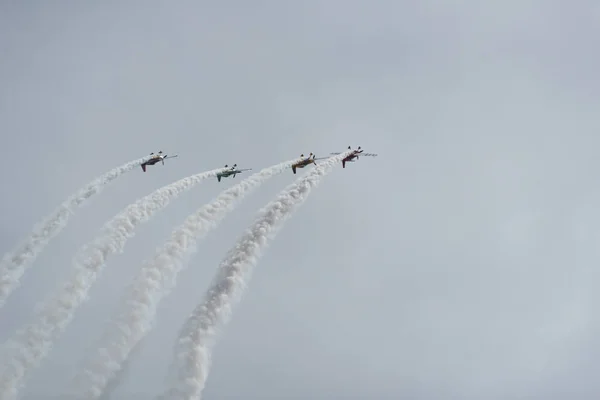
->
[291,157,316,174]
[141,156,164,172]
[140,152,177,172]
[218,169,238,178]
[144,157,162,166]
[295,159,314,168]
[343,155,355,162]
[342,152,361,162]
[216,164,251,181]
[216,169,240,181]
[342,150,363,168]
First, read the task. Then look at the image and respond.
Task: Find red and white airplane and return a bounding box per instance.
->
[141,151,178,172]
[331,146,377,168]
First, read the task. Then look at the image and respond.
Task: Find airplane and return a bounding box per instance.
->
[291,153,328,174]
[331,146,378,168]
[141,151,179,172]
[216,164,252,182]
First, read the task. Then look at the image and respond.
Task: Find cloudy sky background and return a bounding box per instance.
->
[1,1,600,399]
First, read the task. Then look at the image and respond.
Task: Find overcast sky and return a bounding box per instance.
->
[1,1,600,399]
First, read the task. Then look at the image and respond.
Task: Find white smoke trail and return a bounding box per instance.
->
[0,156,149,309]
[160,152,349,400]
[66,159,298,400]
[0,167,226,400]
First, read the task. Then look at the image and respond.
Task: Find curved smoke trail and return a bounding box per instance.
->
[0,167,226,400]
[67,158,299,400]
[0,156,148,309]
[160,152,349,400]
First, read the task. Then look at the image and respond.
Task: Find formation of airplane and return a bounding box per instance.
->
[216,164,252,182]
[141,146,378,176]
[291,153,328,174]
[141,151,179,172]
[331,146,378,168]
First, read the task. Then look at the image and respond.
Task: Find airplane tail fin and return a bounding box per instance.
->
[342,160,345,168]
[217,175,221,182]
[292,166,296,174]
[141,164,146,172]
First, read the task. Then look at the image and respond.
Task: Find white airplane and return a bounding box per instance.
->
[141,151,179,172]
[216,164,252,182]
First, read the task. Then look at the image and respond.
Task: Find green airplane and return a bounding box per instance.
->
[216,164,252,182]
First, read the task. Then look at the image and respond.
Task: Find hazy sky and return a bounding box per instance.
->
[1,1,600,399]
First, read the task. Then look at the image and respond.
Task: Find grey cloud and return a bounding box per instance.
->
[1,1,600,399]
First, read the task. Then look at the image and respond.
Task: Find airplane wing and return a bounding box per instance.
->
[238,168,252,172]
[330,152,343,155]
[361,153,378,157]
[164,154,179,159]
